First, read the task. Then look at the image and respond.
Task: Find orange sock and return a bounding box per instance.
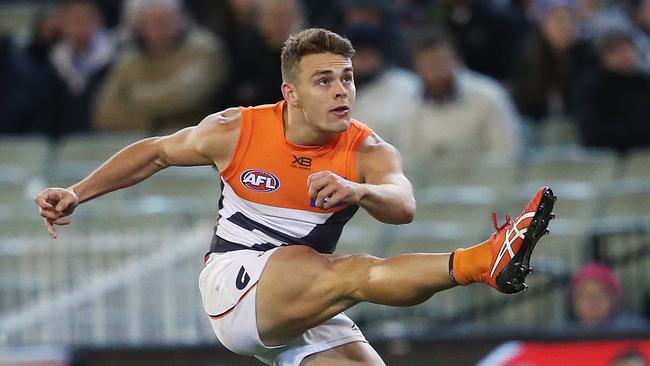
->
[450,240,492,285]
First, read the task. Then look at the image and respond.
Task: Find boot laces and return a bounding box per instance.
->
[492,212,511,231]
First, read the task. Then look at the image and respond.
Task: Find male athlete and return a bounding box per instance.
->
[35,28,556,365]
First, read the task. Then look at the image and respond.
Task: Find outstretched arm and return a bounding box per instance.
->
[35,108,241,237]
[308,133,416,224]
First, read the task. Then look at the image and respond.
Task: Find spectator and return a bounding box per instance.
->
[223,0,306,107]
[25,7,62,69]
[43,0,116,138]
[570,263,647,330]
[400,30,520,168]
[344,25,420,147]
[208,0,259,51]
[590,0,650,70]
[511,0,597,124]
[427,0,529,81]
[577,30,650,153]
[0,34,37,134]
[338,0,410,68]
[94,0,228,133]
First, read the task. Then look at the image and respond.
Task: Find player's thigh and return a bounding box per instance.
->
[301,341,386,366]
[256,245,378,345]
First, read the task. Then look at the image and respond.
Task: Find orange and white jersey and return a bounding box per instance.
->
[209,101,373,254]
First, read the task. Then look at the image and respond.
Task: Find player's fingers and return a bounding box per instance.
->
[308,176,330,199]
[53,218,71,226]
[34,193,54,209]
[306,171,332,187]
[315,185,337,209]
[43,218,57,239]
[39,207,61,220]
[322,190,347,209]
[55,193,77,212]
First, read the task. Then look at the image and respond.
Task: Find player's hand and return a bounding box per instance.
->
[34,188,80,238]
[307,171,363,210]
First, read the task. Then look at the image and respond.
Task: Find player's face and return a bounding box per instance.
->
[291,52,356,134]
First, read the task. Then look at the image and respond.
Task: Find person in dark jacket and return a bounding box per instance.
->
[577,30,650,153]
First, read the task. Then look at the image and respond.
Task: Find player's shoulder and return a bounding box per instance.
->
[190,108,242,154]
[357,131,399,157]
[197,107,242,133]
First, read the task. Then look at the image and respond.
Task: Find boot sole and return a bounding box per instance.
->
[495,187,557,294]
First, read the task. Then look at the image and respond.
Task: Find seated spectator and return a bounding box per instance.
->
[25,7,62,69]
[43,0,117,138]
[427,0,528,81]
[94,0,228,133]
[338,0,410,68]
[344,25,420,147]
[576,30,650,153]
[0,34,37,134]
[511,0,597,124]
[570,263,647,330]
[400,30,520,169]
[589,0,650,70]
[223,0,306,107]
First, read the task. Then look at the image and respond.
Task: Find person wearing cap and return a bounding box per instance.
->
[570,262,647,329]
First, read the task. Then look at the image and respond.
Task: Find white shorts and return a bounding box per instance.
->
[198,249,369,365]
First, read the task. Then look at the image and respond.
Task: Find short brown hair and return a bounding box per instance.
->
[281,28,355,82]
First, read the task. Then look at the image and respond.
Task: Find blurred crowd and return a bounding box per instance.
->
[1,0,649,162]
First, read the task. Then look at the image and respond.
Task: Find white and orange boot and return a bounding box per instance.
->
[450,187,557,294]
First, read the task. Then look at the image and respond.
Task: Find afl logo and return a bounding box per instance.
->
[240,169,280,192]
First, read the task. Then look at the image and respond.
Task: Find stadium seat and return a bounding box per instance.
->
[0,135,50,179]
[622,148,650,180]
[523,146,619,188]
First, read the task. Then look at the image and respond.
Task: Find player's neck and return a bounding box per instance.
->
[284,104,337,147]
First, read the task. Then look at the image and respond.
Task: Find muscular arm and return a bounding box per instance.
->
[36,108,241,237]
[73,109,240,202]
[355,134,416,224]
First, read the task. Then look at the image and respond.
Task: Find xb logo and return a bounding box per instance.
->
[235,266,250,290]
[291,155,312,169]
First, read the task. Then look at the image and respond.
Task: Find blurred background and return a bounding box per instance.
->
[1,0,650,365]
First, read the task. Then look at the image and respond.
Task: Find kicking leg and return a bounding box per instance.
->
[256,187,555,360]
[257,246,456,346]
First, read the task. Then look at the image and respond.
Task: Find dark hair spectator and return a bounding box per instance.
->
[343,24,421,147]
[398,29,520,168]
[222,0,307,107]
[38,0,116,138]
[511,0,598,124]
[576,30,650,153]
[0,34,39,134]
[94,0,228,133]
[426,0,530,81]
[338,0,410,68]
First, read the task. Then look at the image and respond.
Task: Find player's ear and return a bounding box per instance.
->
[282,82,299,106]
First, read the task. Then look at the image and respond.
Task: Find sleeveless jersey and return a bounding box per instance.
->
[209,101,373,254]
